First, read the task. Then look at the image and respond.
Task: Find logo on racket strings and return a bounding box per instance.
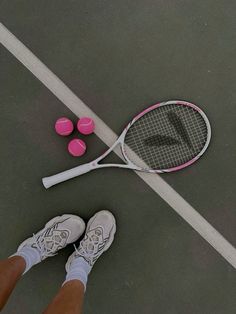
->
[144,111,193,149]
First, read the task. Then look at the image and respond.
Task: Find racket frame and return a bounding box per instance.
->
[42,100,211,188]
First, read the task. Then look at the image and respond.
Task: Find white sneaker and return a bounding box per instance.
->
[66,210,116,271]
[15,214,85,267]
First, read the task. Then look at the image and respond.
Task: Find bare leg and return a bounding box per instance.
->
[0,215,85,312]
[0,256,26,311]
[43,280,84,314]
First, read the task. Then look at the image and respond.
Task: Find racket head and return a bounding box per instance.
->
[120,100,211,173]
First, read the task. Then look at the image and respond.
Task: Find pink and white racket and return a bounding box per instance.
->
[42,100,211,189]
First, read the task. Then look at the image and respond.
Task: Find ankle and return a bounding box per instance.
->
[62,279,85,292]
[63,258,90,291]
[12,245,41,274]
[4,256,26,275]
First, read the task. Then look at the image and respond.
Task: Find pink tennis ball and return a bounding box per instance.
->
[55,117,74,136]
[68,139,86,157]
[77,117,95,135]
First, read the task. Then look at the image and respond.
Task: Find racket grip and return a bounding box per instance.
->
[42,163,93,189]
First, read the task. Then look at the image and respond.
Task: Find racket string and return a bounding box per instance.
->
[124,104,208,170]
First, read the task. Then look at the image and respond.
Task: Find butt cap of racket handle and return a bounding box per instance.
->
[42,163,94,189]
[42,176,59,189]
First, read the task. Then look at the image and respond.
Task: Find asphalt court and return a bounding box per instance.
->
[0,1,236,313]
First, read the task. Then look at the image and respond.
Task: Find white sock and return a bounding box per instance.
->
[63,257,92,291]
[12,246,41,274]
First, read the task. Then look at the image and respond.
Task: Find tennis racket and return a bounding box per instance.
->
[42,100,211,189]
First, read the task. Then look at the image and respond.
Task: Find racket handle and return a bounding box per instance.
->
[42,163,94,189]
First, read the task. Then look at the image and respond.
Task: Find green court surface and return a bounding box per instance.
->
[0,1,236,313]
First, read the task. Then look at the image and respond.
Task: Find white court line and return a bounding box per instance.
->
[1,22,236,268]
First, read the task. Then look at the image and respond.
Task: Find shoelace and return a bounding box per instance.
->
[32,233,58,260]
